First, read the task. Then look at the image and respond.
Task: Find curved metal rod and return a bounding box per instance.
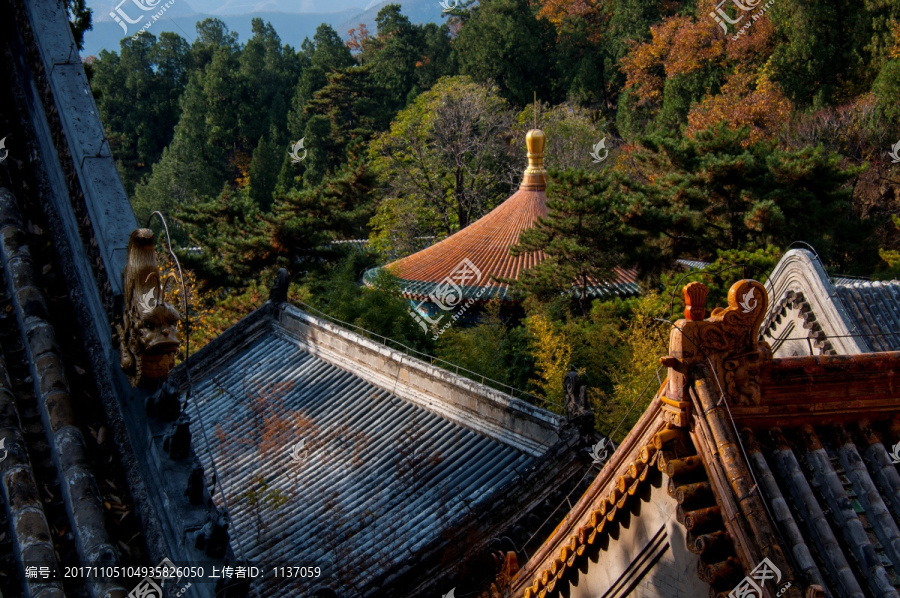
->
[146,211,190,385]
[787,239,820,260]
[144,213,259,596]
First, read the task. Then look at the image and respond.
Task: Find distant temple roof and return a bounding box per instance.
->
[506,278,900,598]
[368,129,640,301]
[763,248,900,356]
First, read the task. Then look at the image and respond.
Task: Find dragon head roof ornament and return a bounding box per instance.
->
[117,228,182,387]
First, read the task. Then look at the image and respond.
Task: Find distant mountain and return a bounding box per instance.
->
[83,0,448,57]
[82,10,363,57]
[92,0,364,17]
[93,0,198,21]
[209,0,367,14]
[339,0,447,33]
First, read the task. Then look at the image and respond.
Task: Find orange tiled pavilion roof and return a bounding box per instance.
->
[369,129,639,301]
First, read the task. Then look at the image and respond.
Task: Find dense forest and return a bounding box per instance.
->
[81,0,900,438]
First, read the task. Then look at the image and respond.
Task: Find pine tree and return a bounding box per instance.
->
[453,0,559,105]
[175,187,271,286]
[511,169,634,301]
[270,161,378,262]
[249,133,281,210]
[619,124,872,271]
[176,162,378,287]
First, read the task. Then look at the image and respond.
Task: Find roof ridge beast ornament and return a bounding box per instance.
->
[660,279,772,425]
[117,229,182,387]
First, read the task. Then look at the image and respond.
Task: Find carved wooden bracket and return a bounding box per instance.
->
[662,279,772,411]
[481,551,518,598]
[117,229,182,387]
[660,395,691,428]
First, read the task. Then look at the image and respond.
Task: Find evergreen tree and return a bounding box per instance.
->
[301,65,387,183]
[301,115,335,188]
[238,19,300,145]
[176,187,269,285]
[360,5,423,113]
[453,0,559,105]
[414,23,457,94]
[768,0,871,108]
[191,18,240,70]
[286,24,355,146]
[66,0,92,51]
[310,24,355,71]
[132,57,232,221]
[270,161,378,262]
[90,32,190,193]
[249,132,281,209]
[288,66,326,142]
[177,162,377,286]
[511,170,635,302]
[619,124,873,271]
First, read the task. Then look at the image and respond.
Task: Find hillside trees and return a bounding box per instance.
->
[767,0,876,108]
[286,24,354,144]
[131,20,307,222]
[617,125,872,271]
[453,0,559,105]
[90,32,191,194]
[299,66,388,187]
[359,5,426,114]
[368,76,517,256]
[177,161,377,286]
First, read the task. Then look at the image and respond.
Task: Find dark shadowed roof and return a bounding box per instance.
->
[173,302,590,596]
[737,352,900,598]
[0,1,241,595]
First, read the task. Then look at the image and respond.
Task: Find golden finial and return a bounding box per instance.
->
[521,128,547,191]
[521,92,546,190]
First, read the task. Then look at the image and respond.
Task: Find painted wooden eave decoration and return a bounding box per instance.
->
[519,426,739,598]
[511,277,900,598]
[513,280,859,598]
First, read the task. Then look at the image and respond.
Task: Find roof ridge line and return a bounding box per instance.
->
[278,304,563,456]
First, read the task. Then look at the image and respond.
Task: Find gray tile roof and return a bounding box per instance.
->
[833,280,900,352]
[763,250,900,356]
[747,419,900,598]
[178,305,571,595]
[676,258,710,270]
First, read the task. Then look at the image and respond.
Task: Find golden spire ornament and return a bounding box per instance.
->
[521,93,547,190]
